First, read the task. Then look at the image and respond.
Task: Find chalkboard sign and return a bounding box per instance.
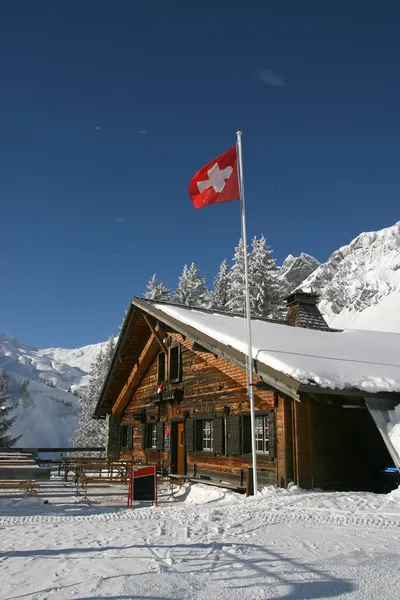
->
[128,466,157,507]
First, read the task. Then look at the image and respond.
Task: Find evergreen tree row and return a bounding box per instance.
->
[71,336,116,452]
[0,370,21,447]
[144,235,283,319]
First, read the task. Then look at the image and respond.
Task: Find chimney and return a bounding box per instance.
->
[285,291,330,331]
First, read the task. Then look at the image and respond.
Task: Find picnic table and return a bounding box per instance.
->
[74,461,131,499]
[58,456,107,480]
[59,456,131,482]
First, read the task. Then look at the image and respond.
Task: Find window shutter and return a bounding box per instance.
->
[127,425,133,450]
[141,424,146,449]
[242,416,251,454]
[185,418,195,452]
[157,353,165,384]
[268,412,276,460]
[156,422,164,451]
[227,416,241,456]
[213,417,224,455]
[119,425,128,448]
[169,344,181,383]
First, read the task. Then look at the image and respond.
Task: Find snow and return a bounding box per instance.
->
[10,375,80,448]
[154,303,400,393]
[300,220,400,333]
[1,479,400,599]
[328,291,400,333]
[0,334,111,395]
[388,404,400,458]
[0,334,112,446]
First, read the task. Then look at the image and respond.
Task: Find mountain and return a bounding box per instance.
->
[299,221,400,332]
[0,335,107,447]
[277,253,321,295]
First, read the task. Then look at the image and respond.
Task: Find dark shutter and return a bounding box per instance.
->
[120,425,128,448]
[186,418,195,452]
[268,412,276,460]
[242,416,251,454]
[227,416,241,456]
[141,424,146,449]
[195,420,203,451]
[126,425,133,450]
[169,345,181,383]
[156,421,164,451]
[213,417,224,455]
[157,353,165,384]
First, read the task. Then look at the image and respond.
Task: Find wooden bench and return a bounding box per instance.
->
[0,461,37,466]
[0,480,40,496]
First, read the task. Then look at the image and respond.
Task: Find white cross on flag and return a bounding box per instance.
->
[189,146,239,209]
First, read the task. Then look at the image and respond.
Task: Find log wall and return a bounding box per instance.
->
[119,332,279,487]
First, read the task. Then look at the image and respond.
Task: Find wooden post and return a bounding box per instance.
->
[246,467,254,496]
[143,314,168,354]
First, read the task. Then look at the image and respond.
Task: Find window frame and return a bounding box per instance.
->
[150,423,157,449]
[254,415,270,454]
[201,419,214,451]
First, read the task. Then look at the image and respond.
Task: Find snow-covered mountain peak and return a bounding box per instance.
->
[0,336,108,447]
[278,252,320,295]
[300,221,400,331]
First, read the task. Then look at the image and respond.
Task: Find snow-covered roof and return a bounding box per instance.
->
[150,302,400,396]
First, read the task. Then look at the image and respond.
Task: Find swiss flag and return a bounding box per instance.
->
[189,146,240,209]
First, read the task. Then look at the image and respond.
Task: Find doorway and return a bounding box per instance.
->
[171,421,185,475]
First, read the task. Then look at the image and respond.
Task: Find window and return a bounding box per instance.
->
[202,420,214,451]
[164,425,171,451]
[186,417,224,454]
[157,352,165,384]
[168,344,181,383]
[255,416,270,453]
[226,413,275,459]
[143,422,163,450]
[120,425,128,449]
[150,423,157,449]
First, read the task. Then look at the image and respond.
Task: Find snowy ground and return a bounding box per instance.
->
[1,478,400,600]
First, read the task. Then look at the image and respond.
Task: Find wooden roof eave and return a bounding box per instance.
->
[93,302,139,419]
[131,297,301,401]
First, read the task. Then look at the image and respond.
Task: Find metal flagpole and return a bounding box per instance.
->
[236,131,258,495]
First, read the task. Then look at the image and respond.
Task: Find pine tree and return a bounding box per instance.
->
[226,239,247,313]
[248,235,280,318]
[72,336,116,452]
[0,370,21,446]
[211,259,231,310]
[174,263,208,307]
[144,273,171,301]
[226,235,282,317]
[20,379,34,408]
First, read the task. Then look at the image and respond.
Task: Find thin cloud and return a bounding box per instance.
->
[138,129,147,135]
[257,69,286,87]
[114,217,125,223]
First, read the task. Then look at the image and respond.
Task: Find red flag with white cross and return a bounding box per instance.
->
[189,146,240,209]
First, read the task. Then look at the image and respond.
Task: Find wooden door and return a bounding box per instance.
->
[177,422,185,475]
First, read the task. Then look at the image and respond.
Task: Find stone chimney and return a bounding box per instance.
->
[285,291,330,331]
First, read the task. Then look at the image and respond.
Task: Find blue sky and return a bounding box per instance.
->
[1,1,400,348]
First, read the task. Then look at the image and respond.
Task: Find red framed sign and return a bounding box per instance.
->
[128,465,157,507]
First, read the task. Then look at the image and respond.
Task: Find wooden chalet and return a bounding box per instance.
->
[93,292,400,492]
